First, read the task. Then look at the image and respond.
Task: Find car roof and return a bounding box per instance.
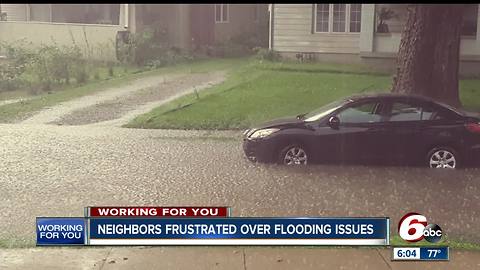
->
[344,92,466,115]
[345,92,434,102]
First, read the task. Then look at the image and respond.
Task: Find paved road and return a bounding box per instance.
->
[1,123,479,247]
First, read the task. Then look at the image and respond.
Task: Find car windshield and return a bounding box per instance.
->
[303,99,350,122]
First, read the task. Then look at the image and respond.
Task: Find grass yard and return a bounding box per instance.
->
[0,58,246,123]
[126,59,480,130]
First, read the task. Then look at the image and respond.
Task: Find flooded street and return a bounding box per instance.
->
[0,124,479,246]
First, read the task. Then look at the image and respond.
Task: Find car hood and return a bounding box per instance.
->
[251,116,305,130]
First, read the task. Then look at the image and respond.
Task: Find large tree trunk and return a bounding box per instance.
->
[392,4,465,108]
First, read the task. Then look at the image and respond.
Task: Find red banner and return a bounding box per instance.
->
[87,207,230,217]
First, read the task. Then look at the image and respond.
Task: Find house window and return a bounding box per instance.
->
[215,4,228,23]
[29,4,52,22]
[315,4,362,33]
[28,4,120,25]
[332,4,346,32]
[315,4,329,32]
[349,4,362,33]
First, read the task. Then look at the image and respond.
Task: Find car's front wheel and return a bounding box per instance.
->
[427,147,459,169]
[278,144,308,165]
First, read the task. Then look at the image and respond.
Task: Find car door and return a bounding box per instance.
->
[381,99,424,164]
[332,99,390,164]
[417,102,466,161]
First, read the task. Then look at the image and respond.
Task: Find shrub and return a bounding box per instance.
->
[212,42,250,58]
[71,60,88,84]
[253,47,281,62]
[116,33,135,65]
[229,32,263,50]
[29,44,86,89]
[119,22,194,68]
[0,41,36,92]
[0,41,97,92]
[108,63,114,77]
[0,65,25,91]
[210,32,265,58]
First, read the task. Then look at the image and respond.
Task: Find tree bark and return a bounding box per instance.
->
[392,4,465,108]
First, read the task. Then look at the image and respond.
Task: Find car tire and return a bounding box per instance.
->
[427,146,460,169]
[278,144,309,166]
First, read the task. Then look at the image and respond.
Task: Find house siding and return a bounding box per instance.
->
[213,4,268,46]
[273,4,360,54]
[0,4,27,21]
[0,21,123,61]
[373,34,480,59]
[135,4,191,49]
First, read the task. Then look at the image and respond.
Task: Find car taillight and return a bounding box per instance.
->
[465,122,480,134]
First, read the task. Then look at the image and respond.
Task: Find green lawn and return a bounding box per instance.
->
[0,58,246,123]
[126,59,480,130]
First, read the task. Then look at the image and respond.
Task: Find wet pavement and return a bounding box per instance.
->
[0,123,479,247]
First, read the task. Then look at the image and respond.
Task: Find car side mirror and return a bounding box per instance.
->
[328,116,340,129]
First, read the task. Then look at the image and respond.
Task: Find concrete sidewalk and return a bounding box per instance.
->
[1,247,479,270]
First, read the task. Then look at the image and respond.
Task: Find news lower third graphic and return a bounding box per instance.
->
[392,247,449,261]
[36,206,389,246]
[36,217,86,245]
[397,212,443,243]
[35,207,450,262]
[88,217,388,245]
[391,212,449,261]
[86,206,230,218]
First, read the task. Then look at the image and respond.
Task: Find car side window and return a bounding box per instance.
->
[387,102,422,122]
[421,106,435,120]
[337,102,382,124]
[422,107,459,121]
[421,105,449,121]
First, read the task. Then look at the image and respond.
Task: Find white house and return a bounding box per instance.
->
[270,4,480,75]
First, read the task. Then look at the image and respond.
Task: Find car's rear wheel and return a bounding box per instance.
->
[279,144,308,165]
[427,147,458,169]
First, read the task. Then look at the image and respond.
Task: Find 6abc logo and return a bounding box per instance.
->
[398,213,443,243]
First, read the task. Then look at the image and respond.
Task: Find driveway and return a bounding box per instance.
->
[20,71,225,127]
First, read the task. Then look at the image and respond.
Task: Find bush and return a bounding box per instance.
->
[210,42,250,58]
[108,63,114,77]
[0,65,25,91]
[229,32,263,50]
[253,48,281,62]
[0,40,36,91]
[210,32,265,58]
[72,62,88,84]
[29,44,87,90]
[124,23,193,68]
[0,41,111,93]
